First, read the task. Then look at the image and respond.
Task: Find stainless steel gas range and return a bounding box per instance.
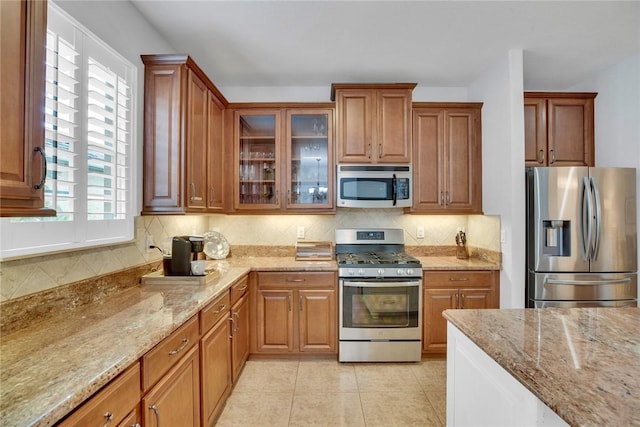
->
[336,228,423,362]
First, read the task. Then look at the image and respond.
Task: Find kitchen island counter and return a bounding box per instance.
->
[443,307,640,426]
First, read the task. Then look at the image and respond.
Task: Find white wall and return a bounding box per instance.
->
[468,50,526,308]
[54,0,177,214]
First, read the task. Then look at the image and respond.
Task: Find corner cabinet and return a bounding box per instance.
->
[141,55,228,215]
[422,270,499,355]
[229,105,335,213]
[332,83,416,163]
[0,0,55,217]
[410,103,483,213]
[253,271,337,354]
[524,92,596,167]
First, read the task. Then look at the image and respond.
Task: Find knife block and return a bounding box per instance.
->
[456,245,468,260]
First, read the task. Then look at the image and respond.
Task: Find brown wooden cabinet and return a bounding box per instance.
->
[199,292,231,426]
[332,83,416,163]
[142,345,200,427]
[141,55,228,215]
[230,277,250,382]
[228,105,335,213]
[411,103,483,213]
[422,270,499,355]
[254,272,337,354]
[524,92,596,167]
[58,363,141,427]
[0,0,55,217]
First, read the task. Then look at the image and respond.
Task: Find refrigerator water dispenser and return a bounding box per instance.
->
[543,220,570,256]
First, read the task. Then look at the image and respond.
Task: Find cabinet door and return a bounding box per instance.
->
[335,90,374,162]
[459,289,492,309]
[142,63,183,214]
[423,289,457,354]
[231,294,250,382]
[377,89,412,163]
[185,70,208,211]
[0,0,53,217]
[200,317,231,426]
[207,92,225,210]
[524,97,547,166]
[444,108,482,213]
[412,108,444,210]
[547,97,594,166]
[286,110,334,209]
[235,111,281,210]
[143,345,200,427]
[298,289,337,353]
[255,289,294,352]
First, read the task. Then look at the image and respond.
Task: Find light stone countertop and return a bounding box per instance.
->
[0,255,498,427]
[443,307,640,426]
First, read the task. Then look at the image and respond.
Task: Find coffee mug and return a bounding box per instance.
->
[191,260,206,276]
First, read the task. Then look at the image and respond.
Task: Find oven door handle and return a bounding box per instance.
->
[342,280,421,288]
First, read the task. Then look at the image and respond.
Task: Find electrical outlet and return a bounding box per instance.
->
[145,234,154,252]
[416,226,425,239]
[501,229,506,244]
[297,226,305,239]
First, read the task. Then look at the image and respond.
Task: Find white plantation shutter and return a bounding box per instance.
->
[0,2,136,259]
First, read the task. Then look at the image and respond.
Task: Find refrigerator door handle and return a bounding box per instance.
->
[545,278,631,285]
[590,176,602,261]
[580,177,593,261]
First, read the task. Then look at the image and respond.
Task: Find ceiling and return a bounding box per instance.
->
[130,1,640,92]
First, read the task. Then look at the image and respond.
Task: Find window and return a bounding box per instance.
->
[0,2,136,259]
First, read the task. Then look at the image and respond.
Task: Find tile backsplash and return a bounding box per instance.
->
[0,211,500,301]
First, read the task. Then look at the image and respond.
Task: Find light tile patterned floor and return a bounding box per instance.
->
[216,358,447,426]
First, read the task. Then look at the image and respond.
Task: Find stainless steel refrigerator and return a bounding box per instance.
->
[526,167,637,308]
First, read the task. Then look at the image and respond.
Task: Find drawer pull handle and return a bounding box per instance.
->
[236,284,248,291]
[168,338,189,355]
[285,278,305,282]
[212,303,227,314]
[228,317,234,339]
[149,404,160,426]
[102,411,113,427]
[448,277,469,281]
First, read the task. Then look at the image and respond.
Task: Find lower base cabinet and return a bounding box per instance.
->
[423,270,499,355]
[200,316,231,426]
[58,363,141,427]
[231,292,250,382]
[142,345,200,427]
[254,272,337,354]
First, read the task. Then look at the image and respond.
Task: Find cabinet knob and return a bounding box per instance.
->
[102,411,113,427]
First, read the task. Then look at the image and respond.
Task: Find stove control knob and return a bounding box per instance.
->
[407,269,415,276]
[397,269,404,276]
[377,268,385,276]
[357,268,365,276]
[349,269,355,276]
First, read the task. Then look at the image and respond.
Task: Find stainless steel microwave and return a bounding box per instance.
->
[336,164,412,208]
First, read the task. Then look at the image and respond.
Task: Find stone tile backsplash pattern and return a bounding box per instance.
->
[0,212,500,301]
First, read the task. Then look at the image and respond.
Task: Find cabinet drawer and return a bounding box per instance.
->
[59,363,140,427]
[229,275,249,305]
[424,271,497,288]
[200,291,230,333]
[142,315,199,391]
[257,271,336,289]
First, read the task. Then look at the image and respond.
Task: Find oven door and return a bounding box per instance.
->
[339,279,422,340]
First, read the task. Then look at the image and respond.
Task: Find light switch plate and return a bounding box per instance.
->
[416,226,425,239]
[297,226,305,239]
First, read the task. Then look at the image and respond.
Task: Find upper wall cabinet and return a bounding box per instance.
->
[410,103,483,214]
[331,83,416,164]
[0,0,55,217]
[524,92,596,167]
[227,104,335,213]
[141,55,228,215]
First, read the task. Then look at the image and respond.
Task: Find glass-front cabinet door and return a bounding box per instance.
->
[286,109,334,209]
[235,111,280,209]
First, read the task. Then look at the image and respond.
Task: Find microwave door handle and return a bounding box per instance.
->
[392,174,397,206]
